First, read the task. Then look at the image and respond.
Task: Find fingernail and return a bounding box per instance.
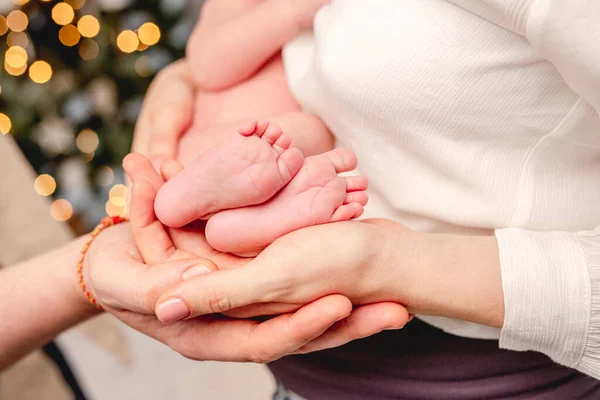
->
[156,298,190,324]
[182,265,211,280]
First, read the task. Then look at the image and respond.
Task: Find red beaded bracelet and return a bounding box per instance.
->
[77,215,128,310]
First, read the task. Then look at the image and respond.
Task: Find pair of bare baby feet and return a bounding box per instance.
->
[154,120,368,256]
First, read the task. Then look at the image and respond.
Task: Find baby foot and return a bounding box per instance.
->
[205,149,368,255]
[155,120,304,227]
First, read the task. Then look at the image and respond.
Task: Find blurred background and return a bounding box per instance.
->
[0,1,275,398]
[0,0,190,234]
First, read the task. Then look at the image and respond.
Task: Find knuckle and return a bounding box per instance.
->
[249,348,278,364]
[202,288,232,314]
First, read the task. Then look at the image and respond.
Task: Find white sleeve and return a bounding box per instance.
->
[449,0,600,378]
[495,228,600,379]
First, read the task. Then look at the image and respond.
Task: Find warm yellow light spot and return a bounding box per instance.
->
[136,42,148,52]
[76,129,99,153]
[52,3,75,26]
[7,10,28,32]
[5,61,27,76]
[65,0,86,10]
[109,184,128,199]
[34,174,57,196]
[78,38,99,60]
[0,16,9,36]
[7,31,28,48]
[116,30,138,53]
[106,200,127,218]
[59,24,80,46]
[77,15,100,38]
[138,22,160,46]
[12,0,30,5]
[29,61,53,84]
[50,199,74,222]
[5,45,27,69]
[0,113,12,135]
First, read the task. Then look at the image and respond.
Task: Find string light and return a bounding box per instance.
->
[0,113,12,135]
[7,10,28,32]
[79,38,99,60]
[77,15,100,38]
[5,46,27,69]
[138,22,160,46]
[65,0,86,10]
[116,30,138,53]
[7,31,29,48]
[0,16,8,36]
[29,61,53,84]
[34,174,57,196]
[59,24,81,47]
[50,199,74,222]
[76,129,99,153]
[52,3,75,26]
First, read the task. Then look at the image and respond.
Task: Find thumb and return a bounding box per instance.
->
[98,257,218,315]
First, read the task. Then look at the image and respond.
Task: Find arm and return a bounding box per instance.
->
[0,236,99,370]
[188,0,326,91]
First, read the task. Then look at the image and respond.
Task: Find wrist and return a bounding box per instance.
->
[405,231,505,327]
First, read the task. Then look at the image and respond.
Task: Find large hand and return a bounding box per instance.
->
[154,217,416,336]
[132,59,195,170]
[121,153,411,357]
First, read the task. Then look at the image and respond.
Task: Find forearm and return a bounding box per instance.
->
[383,225,505,328]
[188,0,300,90]
[0,236,100,370]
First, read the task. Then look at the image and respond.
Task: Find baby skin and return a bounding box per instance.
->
[155,121,368,256]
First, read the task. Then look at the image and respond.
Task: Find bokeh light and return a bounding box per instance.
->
[0,113,12,135]
[52,3,75,26]
[7,10,28,32]
[65,0,86,10]
[0,16,8,36]
[116,30,138,53]
[138,22,161,46]
[76,129,99,153]
[5,46,27,69]
[77,15,100,38]
[50,199,74,222]
[78,38,99,60]
[106,199,127,217]
[34,174,57,196]
[59,24,81,47]
[7,31,29,48]
[95,166,115,187]
[29,61,53,84]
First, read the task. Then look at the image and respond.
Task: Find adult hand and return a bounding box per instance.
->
[118,153,411,358]
[132,59,195,171]
[154,217,418,331]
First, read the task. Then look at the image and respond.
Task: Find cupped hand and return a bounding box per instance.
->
[155,216,415,327]
[132,59,195,170]
[120,153,411,358]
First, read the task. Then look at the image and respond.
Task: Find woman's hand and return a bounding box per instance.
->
[109,153,411,360]
[132,59,195,170]
[155,219,413,319]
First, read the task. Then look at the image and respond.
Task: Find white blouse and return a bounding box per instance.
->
[283,0,600,379]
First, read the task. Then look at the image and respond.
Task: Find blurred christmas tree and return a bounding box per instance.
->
[0,0,192,232]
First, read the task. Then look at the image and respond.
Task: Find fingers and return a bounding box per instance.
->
[98,257,215,314]
[223,302,303,319]
[129,178,177,263]
[120,295,352,363]
[123,153,165,190]
[133,60,195,166]
[294,302,411,354]
[155,265,267,323]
